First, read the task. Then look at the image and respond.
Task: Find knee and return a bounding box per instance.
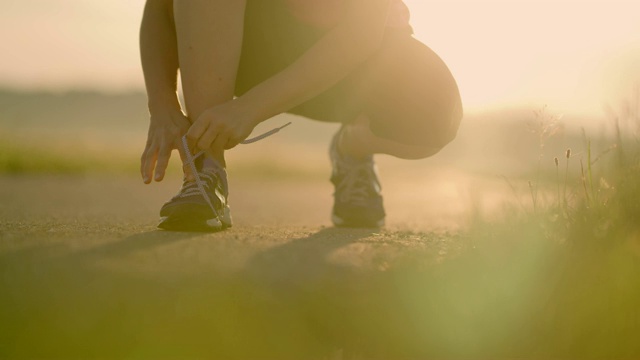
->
[434,112,462,149]
[391,131,458,160]
[392,127,459,160]
[408,99,463,155]
[370,107,462,159]
[390,144,444,160]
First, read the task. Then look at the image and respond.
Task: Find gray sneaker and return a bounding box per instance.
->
[158,164,232,232]
[329,128,385,227]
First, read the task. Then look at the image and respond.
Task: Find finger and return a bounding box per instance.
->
[186,119,209,151]
[197,125,220,151]
[176,141,195,182]
[211,131,229,154]
[140,145,150,181]
[154,144,172,182]
[141,128,156,182]
[224,137,241,150]
[142,145,159,184]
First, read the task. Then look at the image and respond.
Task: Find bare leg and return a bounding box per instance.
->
[339,113,451,160]
[172,0,246,165]
[287,34,463,159]
[341,34,463,159]
[155,0,246,232]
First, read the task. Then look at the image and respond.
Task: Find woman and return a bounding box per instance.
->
[140,0,462,231]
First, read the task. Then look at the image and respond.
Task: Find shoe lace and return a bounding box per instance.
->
[336,162,380,207]
[176,171,217,199]
[181,122,292,218]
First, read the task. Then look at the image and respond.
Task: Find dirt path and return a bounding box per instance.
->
[0,171,512,358]
[1,171,477,282]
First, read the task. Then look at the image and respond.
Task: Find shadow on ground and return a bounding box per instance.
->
[1,224,639,359]
[0,226,407,358]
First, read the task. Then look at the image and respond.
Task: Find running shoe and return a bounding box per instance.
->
[158,164,232,232]
[157,123,291,232]
[329,128,385,227]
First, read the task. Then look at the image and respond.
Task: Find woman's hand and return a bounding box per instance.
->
[185,99,257,154]
[141,106,191,183]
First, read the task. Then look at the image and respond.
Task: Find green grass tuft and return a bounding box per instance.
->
[0,141,90,174]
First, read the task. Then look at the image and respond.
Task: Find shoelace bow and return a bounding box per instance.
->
[336,162,380,207]
[181,122,292,219]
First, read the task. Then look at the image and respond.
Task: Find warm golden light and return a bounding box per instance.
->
[404,0,640,114]
[0,0,637,116]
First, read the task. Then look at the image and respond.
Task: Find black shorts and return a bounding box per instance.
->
[236,0,462,147]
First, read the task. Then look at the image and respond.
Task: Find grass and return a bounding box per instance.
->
[320,99,640,358]
[0,139,90,174]
[451,102,640,358]
[0,135,138,175]
[0,132,327,180]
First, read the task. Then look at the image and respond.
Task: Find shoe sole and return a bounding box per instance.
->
[331,213,385,228]
[158,206,232,232]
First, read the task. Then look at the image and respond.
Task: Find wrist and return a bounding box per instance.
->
[234,95,267,127]
[235,90,284,127]
[147,92,181,115]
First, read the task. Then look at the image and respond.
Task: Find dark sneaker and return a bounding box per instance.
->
[158,165,232,232]
[329,128,385,227]
[157,125,295,232]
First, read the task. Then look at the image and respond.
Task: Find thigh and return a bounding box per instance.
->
[293,33,463,147]
[236,0,368,124]
[235,0,323,98]
[237,2,462,148]
[353,34,463,147]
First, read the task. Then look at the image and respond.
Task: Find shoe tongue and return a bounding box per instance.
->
[202,157,221,171]
[182,168,216,187]
[181,179,197,189]
[191,154,205,171]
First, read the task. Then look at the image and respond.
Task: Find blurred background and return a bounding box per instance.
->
[0,0,638,178]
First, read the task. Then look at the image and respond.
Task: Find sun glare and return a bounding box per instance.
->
[404,0,640,115]
[0,0,638,116]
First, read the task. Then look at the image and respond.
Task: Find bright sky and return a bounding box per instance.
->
[0,0,638,115]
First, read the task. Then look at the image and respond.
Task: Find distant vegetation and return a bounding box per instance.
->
[0,88,613,178]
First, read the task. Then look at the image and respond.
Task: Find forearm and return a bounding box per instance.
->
[140,0,180,112]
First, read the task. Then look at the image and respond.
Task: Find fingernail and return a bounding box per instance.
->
[143,176,150,183]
